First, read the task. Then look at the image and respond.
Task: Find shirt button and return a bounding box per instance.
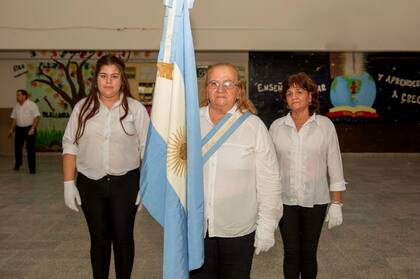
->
[107,177,110,182]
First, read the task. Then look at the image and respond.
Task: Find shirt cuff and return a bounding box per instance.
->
[62,145,78,155]
[330,180,347,191]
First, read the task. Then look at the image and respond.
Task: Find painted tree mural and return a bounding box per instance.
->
[32,51,96,108]
[25,50,135,151]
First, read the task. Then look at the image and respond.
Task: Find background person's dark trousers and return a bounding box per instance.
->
[14,126,36,173]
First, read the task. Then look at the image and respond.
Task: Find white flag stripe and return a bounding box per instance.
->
[151,76,173,143]
[166,64,187,208]
[163,0,177,63]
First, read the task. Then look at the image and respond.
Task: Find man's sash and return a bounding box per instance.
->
[202,110,251,163]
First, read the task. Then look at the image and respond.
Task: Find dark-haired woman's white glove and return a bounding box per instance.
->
[64,180,81,212]
[325,203,343,229]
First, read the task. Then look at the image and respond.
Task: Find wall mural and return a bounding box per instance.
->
[249,52,420,127]
[328,53,379,119]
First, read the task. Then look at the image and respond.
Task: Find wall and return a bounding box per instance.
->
[1,0,420,51]
[336,123,420,152]
[0,59,26,107]
[0,108,13,155]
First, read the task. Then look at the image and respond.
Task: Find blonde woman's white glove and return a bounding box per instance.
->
[64,180,81,212]
[135,191,142,212]
[254,224,275,255]
[325,203,343,229]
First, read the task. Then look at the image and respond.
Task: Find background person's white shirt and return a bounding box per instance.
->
[269,113,346,208]
[62,96,150,180]
[10,99,40,127]
[200,105,282,238]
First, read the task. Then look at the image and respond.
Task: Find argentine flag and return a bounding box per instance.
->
[140,0,204,278]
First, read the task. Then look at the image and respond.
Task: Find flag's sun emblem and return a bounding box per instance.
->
[167,127,187,177]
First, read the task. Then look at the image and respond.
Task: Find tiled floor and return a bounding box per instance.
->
[1,153,420,278]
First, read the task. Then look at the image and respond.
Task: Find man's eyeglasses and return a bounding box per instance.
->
[207,80,239,91]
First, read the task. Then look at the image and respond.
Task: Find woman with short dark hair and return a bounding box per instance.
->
[270,72,346,279]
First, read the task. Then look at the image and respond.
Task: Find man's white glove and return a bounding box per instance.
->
[135,191,142,212]
[325,203,343,229]
[64,180,81,212]
[254,224,275,255]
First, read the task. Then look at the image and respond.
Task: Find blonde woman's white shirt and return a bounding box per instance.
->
[10,99,40,127]
[201,105,282,238]
[269,113,346,208]
[62,96,150,180]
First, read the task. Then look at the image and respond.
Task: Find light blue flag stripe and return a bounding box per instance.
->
[140,124,167,226]
[182,2,204,269]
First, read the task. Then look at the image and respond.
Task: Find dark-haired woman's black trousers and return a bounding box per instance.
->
[76,169,139,279]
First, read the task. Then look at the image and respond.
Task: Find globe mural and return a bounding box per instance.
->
[328,71,379,118]
[330,72,376,107]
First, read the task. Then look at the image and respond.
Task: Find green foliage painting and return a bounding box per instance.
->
[26,51,97,151]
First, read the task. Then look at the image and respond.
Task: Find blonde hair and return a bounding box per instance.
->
[199,63,257,114]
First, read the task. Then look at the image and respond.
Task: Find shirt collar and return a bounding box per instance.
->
[308,113,319,125]
[284,113,294,127]
[283,112,319,127]
[18,99,27,106]
[98,93,123,109]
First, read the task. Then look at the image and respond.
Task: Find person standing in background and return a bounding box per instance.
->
[269,72,346,279]
[8,89,40,174]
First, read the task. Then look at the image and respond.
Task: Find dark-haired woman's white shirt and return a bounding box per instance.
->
[62,96,149,180]
[269,113,346,208]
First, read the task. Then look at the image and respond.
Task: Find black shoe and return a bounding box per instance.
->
[29,170,36,174]
[13,165,20,171]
